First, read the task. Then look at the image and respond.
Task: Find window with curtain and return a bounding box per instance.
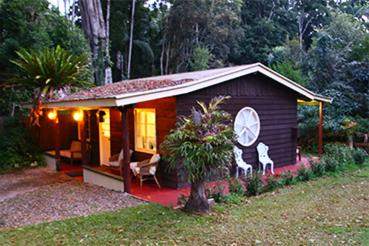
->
[134,108,157,153]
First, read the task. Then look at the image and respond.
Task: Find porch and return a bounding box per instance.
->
[40,97,178,192]
[44,158,188,206]
[46,155,311,207]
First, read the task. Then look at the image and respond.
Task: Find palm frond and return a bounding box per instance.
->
[196,100,208,114]
[10,45,92,125]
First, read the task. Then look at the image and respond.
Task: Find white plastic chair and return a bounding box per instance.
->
[256,142,274,175]
[233,146,253,178]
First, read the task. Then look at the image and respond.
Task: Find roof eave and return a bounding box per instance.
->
[42,97,117,109]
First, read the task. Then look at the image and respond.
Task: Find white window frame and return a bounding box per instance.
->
[134,108,157,154]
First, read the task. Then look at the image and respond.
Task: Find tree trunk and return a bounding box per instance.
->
[104,0,112,84]
[127,0,136,79]
[79,0,107,84]
[160,41,165,75]
[184,180,209,214]
[348,135,354,149]
[71,0,76,22]
[64,0,68,17]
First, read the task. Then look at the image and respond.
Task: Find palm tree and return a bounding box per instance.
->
[161,96,235,213]
[11,45,91,125]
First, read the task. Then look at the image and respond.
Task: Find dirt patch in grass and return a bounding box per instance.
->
[1,167,369,245]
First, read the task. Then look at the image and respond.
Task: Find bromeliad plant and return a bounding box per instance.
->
[161,96,235,213]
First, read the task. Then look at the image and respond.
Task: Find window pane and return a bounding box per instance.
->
[134,108,156,153]
[138,111,145,124]
[147,125,156,138]
[147,112,155,124]
[136,136,143,149]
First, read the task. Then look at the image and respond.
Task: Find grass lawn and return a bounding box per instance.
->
[1,166,369,245]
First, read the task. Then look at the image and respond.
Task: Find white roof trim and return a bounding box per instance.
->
[44,63,332,108]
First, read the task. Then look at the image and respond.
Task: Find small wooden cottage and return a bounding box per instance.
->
[38,63,331,192]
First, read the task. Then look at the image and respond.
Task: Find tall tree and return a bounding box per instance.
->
[127,0,136,79]
[290,0,330,51]
[232,0,293,64]
[105,0,159,80]
[162,0,242,73]
[302,12,368,132]
[104,0,112,83]
[79,0,112,84]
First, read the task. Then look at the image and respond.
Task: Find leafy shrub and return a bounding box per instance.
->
[321,155,339,173]
[310,160,325,177]
[280,171,294,186]
[206,185,227,203]
[271,61,307,86]
[263,176,281,192]
[0,117,44,172]
[224,193,242,205]
[324,143,354,166]
[227,177,245,196]
[246,173,263,197]
[352,148,368,166]
[297,165,313,182]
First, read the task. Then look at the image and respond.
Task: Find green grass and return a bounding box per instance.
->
[1,166,369,245]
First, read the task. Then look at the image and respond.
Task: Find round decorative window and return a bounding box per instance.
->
[234,107,260,147]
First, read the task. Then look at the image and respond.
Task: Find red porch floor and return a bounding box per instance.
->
[58,157,312,207]
[130,156,312,207]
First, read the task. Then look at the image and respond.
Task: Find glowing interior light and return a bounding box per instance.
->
[73,110,83,122]
[47,111,57,120]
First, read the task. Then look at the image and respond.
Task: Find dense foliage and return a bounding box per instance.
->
[0,0,368,171]
[0,0,91,116]
[1,1,369,139]
[161,96,235,213]
[80,0,368,147]
[0,117,44,173]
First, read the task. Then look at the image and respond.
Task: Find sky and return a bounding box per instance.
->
[48,0,158,15]
[48,0,68,14]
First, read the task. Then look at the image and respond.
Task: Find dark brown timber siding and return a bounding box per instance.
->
[176,73,298,185]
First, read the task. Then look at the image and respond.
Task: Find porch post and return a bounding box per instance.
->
[81,111,87,166]
[54,111,61,171]
[119,106,133,193]
[318,102,324,157]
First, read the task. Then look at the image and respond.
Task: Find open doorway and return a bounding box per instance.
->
[98,109,111,166]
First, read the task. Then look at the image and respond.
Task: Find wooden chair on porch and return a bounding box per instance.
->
[108,149,133,167]
[130,154,161,189]
[46,140,82,164]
